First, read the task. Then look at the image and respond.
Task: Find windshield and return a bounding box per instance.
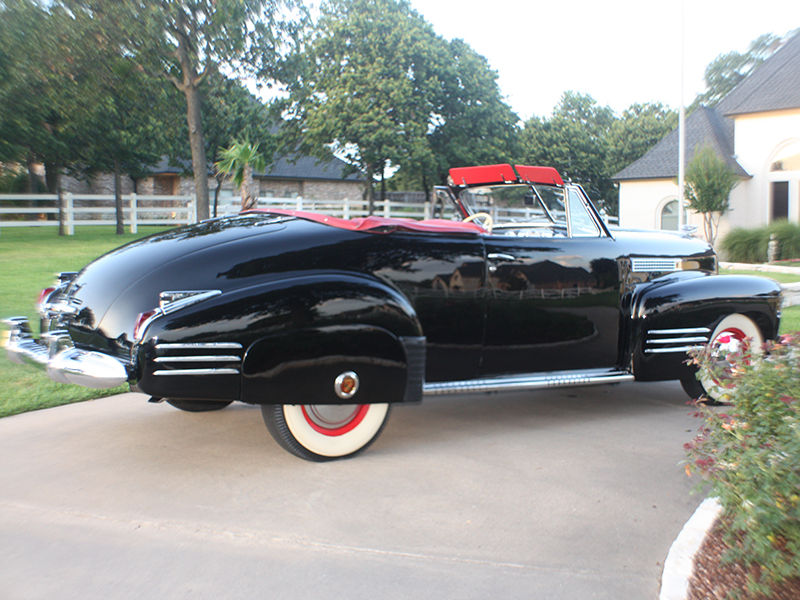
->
[457,183,601,237]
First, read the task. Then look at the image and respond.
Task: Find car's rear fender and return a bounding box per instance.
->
[135,272,424,402]
[630,273,781,381]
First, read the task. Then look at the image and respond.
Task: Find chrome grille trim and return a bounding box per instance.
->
[644,327,711,354]
[631,258,681,272]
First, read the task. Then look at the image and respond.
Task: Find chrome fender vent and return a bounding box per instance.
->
[152,342,243,376]
[644,328,711,354]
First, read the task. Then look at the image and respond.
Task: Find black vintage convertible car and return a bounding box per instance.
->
[4,164,782,460]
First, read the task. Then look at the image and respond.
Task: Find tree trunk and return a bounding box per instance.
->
[214,176,222,218]
[242,163,255,210]
[44,160,58,195]
[26,152,37,194]
[114,157,124,235]
[380,162,386,202]
[57,171,65,237]
[367,163,376,215]
[184,84,210,221]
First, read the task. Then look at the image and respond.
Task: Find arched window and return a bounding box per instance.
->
[770,142,800,172]
[660,200,679,230]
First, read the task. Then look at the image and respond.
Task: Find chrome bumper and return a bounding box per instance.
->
[3,317,129,389]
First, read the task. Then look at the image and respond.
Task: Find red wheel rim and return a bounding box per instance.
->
[713,327,746,347]
[301,405,370,437]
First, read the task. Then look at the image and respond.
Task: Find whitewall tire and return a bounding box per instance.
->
[262,403,391,461]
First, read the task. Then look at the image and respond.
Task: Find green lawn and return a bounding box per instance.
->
[3,228,800,418]
[0,226,171,418]
[720,267,800,284]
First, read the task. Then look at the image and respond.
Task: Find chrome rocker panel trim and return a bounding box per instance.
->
[3,317,128,390]
[423,369,635,396]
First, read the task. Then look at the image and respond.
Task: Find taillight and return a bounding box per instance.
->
[133,310,159,342]
[36,287,57,307]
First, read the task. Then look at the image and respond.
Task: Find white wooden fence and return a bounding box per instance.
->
[0,193,196,235]
[0,194,617,235]
[0,194,437,235]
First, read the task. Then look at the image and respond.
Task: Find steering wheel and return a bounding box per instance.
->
[463,212,493,234]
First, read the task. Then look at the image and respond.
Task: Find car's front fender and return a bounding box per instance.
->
[630,273,782,381]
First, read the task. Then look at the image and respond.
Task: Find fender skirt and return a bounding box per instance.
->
[241,325,426,405]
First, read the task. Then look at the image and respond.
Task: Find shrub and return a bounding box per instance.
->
[720,226,768,263]
[720,221,800,263]
[685,334,800,596]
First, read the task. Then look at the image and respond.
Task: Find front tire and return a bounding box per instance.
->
[262,403,391,461]
[680,313,764,402]
[166,399,234,412]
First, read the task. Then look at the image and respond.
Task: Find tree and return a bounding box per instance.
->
[520,92,615,212]
[60,0,304,221]
[216,139,267,211]
[200,75,276,217]
[683,146,740,245]
[0,0,70,193]
[423,38,520,193]
[283,0,455,211]
[605,102,677,176]
[691,33,783,109]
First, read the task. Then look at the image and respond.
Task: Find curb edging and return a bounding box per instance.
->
[660,497,722,600]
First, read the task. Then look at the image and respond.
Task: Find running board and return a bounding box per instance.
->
[423,370,634,396]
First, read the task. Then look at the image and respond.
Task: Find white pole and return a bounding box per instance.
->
[678,0,686,231]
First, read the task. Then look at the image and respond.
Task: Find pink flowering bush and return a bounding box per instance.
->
[685,333,800,595]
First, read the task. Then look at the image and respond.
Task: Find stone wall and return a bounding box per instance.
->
[60,172,367,202]
[60,173,135,195]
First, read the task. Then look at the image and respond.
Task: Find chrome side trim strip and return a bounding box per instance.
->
[153,368,240,376]
[645,327,711,355]
[153,355,241,363]
[647,337,709,344]
[423,370,634,396]
[648,327,711,335]
[645,346,706,354]
[155,343,243,350]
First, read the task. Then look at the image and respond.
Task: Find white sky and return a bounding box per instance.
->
[409,0,800,120]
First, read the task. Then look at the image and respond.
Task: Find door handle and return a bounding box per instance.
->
[487,253,516,261]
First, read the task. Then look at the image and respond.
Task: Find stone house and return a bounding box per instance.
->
[62,153,367,202]
[614,32,800,241]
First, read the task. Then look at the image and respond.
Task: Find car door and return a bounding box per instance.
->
[480,186,623,377]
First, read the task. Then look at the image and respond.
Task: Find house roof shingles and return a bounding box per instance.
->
[256,154,364,182]
[149,153,365,182]
[612,106,749,181]
[613,32,800,182]
[716,32,800,117]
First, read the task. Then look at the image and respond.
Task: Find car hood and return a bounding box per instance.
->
[611,228,715,260]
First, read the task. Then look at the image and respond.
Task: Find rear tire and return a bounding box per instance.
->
[262,403,391,461]
[680,313,764,402]
[166,399,234,412]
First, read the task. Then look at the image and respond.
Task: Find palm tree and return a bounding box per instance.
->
[216,140,266,211]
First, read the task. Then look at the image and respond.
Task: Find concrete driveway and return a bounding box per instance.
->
[0,381,704,599]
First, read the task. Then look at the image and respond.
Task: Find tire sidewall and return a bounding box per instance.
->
[273,403,390,459]
[700,313,764,401]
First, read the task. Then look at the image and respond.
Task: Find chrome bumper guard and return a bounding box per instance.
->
[3,317,128,389]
